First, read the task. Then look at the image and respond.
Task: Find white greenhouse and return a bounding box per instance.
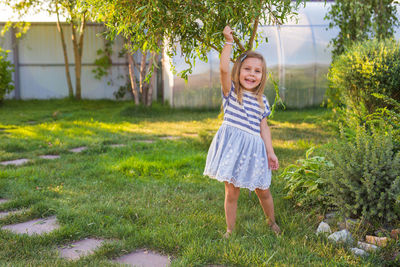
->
[1,2,400,108]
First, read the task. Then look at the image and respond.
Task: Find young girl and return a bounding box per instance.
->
[204,25,281,236]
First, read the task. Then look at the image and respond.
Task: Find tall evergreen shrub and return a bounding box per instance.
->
[327,39,400,118]
[0,47,14,103]
[323,126,400,223]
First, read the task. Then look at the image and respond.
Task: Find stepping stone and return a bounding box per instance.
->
[0,159,29,166]
[159,136,180,140]
[58,238,104,260]
[183,133,198,137]
[109,144,126,148]
[39,155,61,160]
[0,210,24,219]
[27,121,37,124]
[0,199,9,205]
[1,216,59,235]
[69,147,87,153]
[114,249,170,267]
[137,140,155,144]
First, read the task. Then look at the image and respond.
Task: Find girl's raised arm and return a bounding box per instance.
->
[220,26,233,97]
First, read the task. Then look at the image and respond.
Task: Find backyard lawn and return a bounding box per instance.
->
[0,100,383,266]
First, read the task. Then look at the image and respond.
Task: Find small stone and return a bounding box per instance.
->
[113,249,170,267]
[357,241,378,252]
[316,221,332,234]
[350,247,368,257]
[0,159,29,166]
[109,144,126,148]
[391,229,400,240]
[345,218,359,230]
[365,235,388,247]
[58,238,104,260]
[39,155,60,160]
[328,229,353,244]
[69,147,87,153]
[0,210,24,219]
[1,216,59,235]
[0,199,9,205]
[325,212,337,219]
[137,140,155,143]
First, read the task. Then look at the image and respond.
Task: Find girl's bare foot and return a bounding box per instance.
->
[269,222,281,235]
[223,230,232,239]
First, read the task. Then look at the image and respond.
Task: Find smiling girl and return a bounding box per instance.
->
[203,25,281,237]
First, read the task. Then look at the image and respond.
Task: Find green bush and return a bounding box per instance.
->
[323,126,400,223]
[280,147,333,210]
[0,47,14,103]
[327,38,400,118]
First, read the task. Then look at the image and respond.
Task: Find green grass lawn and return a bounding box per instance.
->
[0,100,383,266]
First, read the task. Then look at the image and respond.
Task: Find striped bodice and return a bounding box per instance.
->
[222,84,271,136]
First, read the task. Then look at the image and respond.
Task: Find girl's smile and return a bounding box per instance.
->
[239,58,263,91]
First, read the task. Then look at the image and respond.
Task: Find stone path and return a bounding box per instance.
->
[58,238,104,260]
[0,210,24,219]
[137,140,155,143]
[69,146,88,153]
[0,159,29,166]
[0,199,9,205]
[1,216,59,235]
[39,155,61,160]
[114,249,170,267]
[109,144,126,148]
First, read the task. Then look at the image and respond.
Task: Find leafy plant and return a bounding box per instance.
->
[0,47,15,103]
[327,38,400,120]
[323,126,400,223]
[280,147,333,210]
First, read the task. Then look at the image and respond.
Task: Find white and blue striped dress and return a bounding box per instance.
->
[203,83,272,191]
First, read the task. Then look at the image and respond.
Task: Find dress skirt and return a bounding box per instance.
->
[203,123,271,191]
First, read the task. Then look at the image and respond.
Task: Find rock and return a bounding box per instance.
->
[350,248,368,257]
[357,241,378,252]
[391,229,400,240]
[328,230,353,244]
[113,249,170,267]
[325,212,337,219]
[316,221,332,234]
[365,235,388,247]
[345,218,359,231]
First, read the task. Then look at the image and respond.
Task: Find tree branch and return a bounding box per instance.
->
[233,35,245,52]
[248,17,259,50]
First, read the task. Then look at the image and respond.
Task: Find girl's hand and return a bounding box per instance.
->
[223,25,234,43]
[268,153,279,170]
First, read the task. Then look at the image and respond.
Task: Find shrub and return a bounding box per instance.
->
[323,126,400,223]
[327,38,400,118]
[280,147,334,211]
[0,47,14,103]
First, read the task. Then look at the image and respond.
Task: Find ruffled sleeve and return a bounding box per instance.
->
[262,95,271,119]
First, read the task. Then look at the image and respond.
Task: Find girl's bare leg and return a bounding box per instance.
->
[255,188,281,234]
[224,182,240,234]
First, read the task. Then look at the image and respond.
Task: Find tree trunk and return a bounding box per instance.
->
[146,52,157,106]
[139,52,147,104]
[56,1,74,98]
[71,14,86,100]
[128,53,140,105]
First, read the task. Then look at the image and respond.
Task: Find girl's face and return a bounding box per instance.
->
[239,57,263,91]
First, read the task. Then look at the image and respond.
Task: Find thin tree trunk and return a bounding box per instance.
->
[56,1,74,98]
[71,14,86,100]
[248,17,259,50]
[146,52,157,106]
[128,53,140,104]
[139,52,147,104]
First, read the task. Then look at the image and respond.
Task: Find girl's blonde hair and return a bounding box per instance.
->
[231,51,267,109]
